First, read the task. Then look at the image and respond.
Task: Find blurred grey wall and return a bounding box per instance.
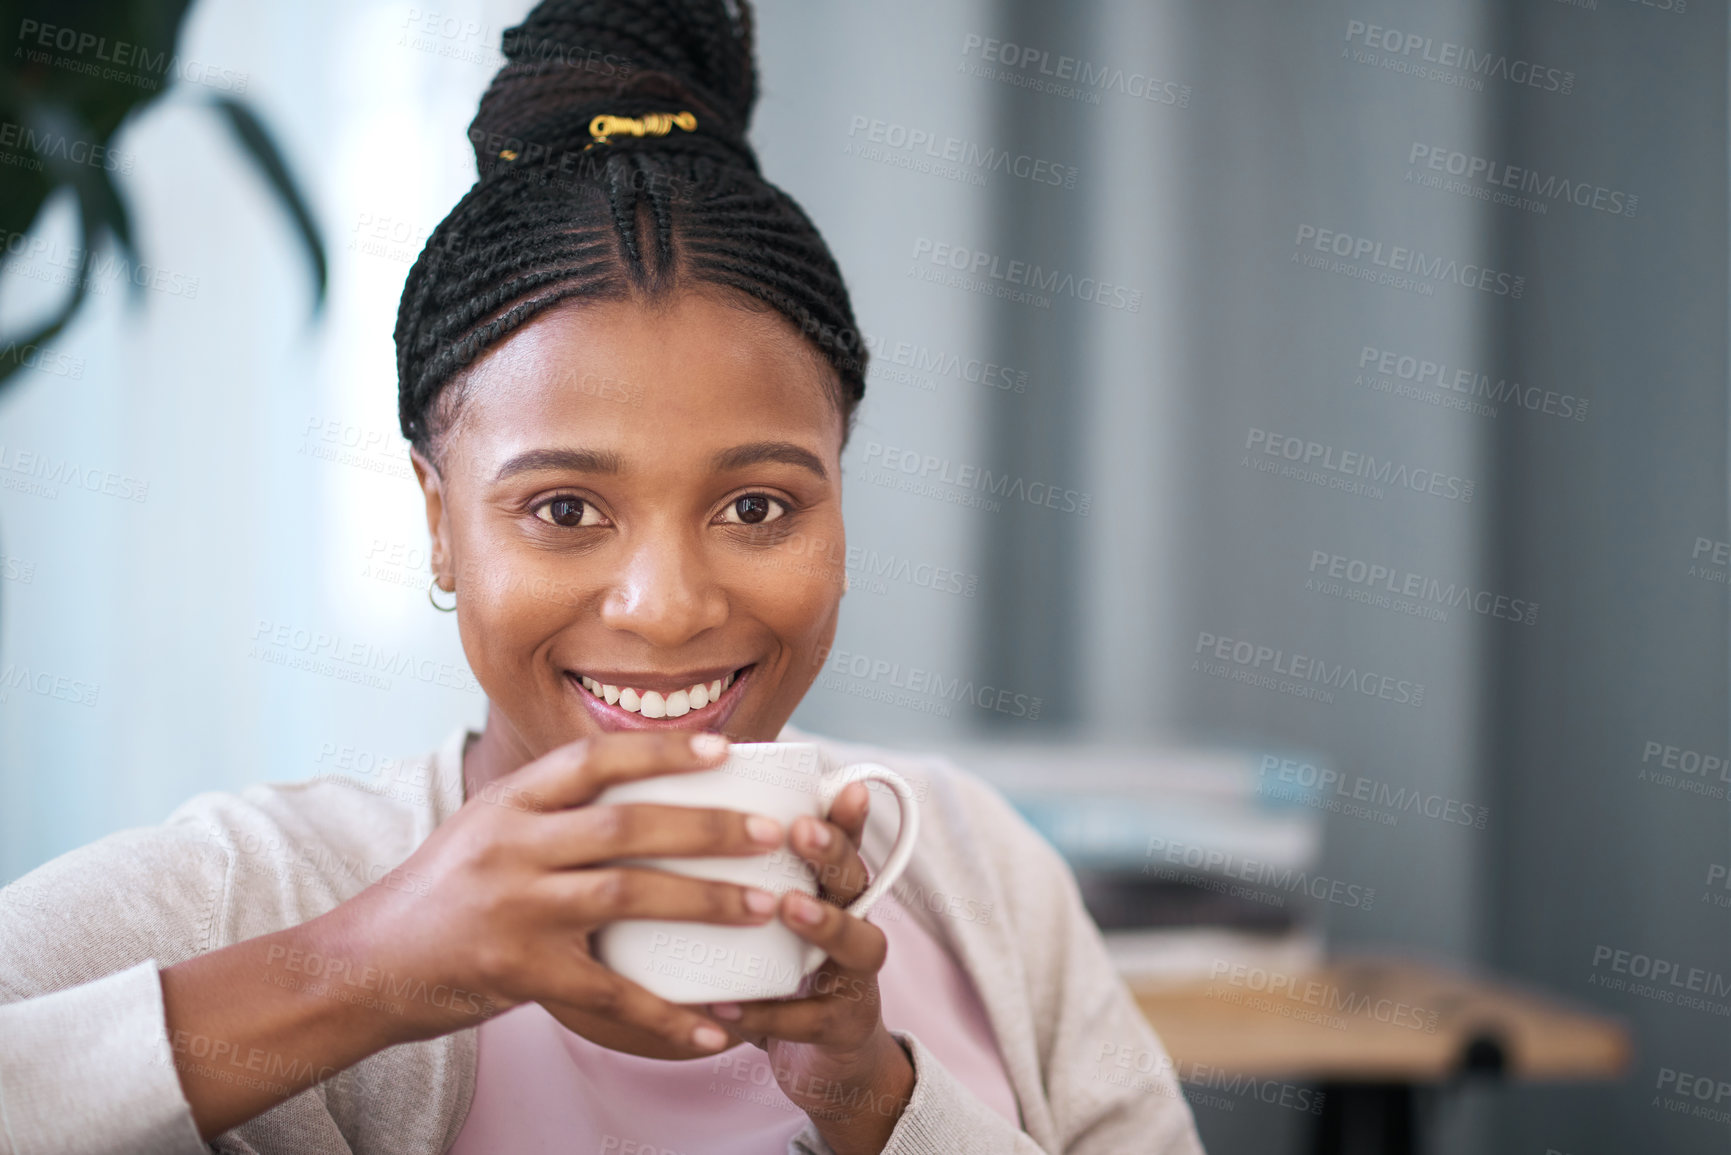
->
[770,1,1729,1152]
[1478,4,1730,1151]
[753,0,998,747]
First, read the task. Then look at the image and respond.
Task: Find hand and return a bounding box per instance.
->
[332,731,786,1059]
[703,783,915,1155]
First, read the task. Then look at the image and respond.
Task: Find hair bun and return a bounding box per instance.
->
[470,0,759,177]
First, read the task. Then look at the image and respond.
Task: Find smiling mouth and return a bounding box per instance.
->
[566,664,753,723]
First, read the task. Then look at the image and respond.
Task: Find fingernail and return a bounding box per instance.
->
[788,891,824,924]
[746,815,783,846]
[709,1002,742,1021]
[690,733,729,760]
[803,817,831,848]
[744,888,776,915]
[692,1024,729,1049]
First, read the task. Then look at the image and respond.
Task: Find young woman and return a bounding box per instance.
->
[0,3,1203,1152]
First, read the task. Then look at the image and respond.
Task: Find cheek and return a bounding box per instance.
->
[738,544,843,654]
[452,582,536,684]
[449,544,588,679]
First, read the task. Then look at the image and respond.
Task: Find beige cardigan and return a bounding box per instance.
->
[0,726,1203,1154]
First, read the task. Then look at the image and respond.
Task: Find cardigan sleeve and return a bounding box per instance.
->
[946,771,1205,1154]
[786,1030,1047,1155]
[782,760,1204,1155]
[0,959,209,1155]
[0,823,229,1155]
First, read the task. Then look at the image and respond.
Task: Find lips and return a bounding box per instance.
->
[566,664,754,731]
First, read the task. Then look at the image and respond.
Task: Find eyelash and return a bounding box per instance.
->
[718,492,795,527]
[531,492,608,528]
[526,491,798,529]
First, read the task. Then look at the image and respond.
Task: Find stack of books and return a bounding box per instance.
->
[935,741,1330,984]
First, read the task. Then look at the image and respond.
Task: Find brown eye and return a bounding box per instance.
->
[722,494,785,526]
[534,496,601,528]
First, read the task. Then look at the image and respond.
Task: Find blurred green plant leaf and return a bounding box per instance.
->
[0,0,326,393]
[211,93,327,307]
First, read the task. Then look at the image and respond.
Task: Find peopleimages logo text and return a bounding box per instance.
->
[0,121,132,173]
[0,663,99,708]
[1195,631,1425,708]
[1590,945,1731,1001]
[1258,756,1489,829]
[1357,345,1587,421]
[821,646,1043,720]
[847,115,1077,189]
[1343,20,1575,94]
[1308,550,1537,625]
[0,443,148,502]
[911,237,1142,312]
[14,18,248,92]
[1246,428,1474,503]
[249,619,482,695]
[1142,835,1376,910]
[862,332,1028,394]
[1407,143,1634,218]
[861,440,1090,515]
[1294,225,1524,298]
[959,34,1191,107]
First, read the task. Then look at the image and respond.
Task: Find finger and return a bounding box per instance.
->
[534,866,780,928]
[540,997,699,1060]
[826,781,871,847]
[790,812,870,906]
[706,971,880,1046]
[505,731,730,810]
[694,1014,766,1052]
[539,964,736,1060]
[779,890,889,976]
[528,801,784,867]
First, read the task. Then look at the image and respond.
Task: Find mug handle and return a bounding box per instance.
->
[798,763,922,978]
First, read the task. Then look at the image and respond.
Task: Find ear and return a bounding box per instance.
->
[410,447,454,592]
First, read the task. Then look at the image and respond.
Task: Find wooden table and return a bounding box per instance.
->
[1128,954,1630,1154]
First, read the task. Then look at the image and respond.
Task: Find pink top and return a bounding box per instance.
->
[447,894,1019,1154]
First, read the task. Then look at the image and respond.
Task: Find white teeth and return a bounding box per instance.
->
[580,671,741,715]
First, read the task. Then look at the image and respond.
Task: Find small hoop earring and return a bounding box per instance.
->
[428,576,457,612]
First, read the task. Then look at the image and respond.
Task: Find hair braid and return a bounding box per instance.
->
[395,0,863,459]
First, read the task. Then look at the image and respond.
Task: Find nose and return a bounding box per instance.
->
[597,528,728,647]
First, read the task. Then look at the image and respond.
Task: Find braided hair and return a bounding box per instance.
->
[394,0,867,464]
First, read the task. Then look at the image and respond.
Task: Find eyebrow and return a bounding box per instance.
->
[492,448,623,482]
[710,441,828,481]
[490,442,828,483]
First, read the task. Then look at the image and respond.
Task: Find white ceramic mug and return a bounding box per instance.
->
[591,742,921,1004]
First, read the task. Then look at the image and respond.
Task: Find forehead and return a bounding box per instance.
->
[445,291,843,467]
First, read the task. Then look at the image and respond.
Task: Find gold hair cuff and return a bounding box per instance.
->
[585,110,697,150]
